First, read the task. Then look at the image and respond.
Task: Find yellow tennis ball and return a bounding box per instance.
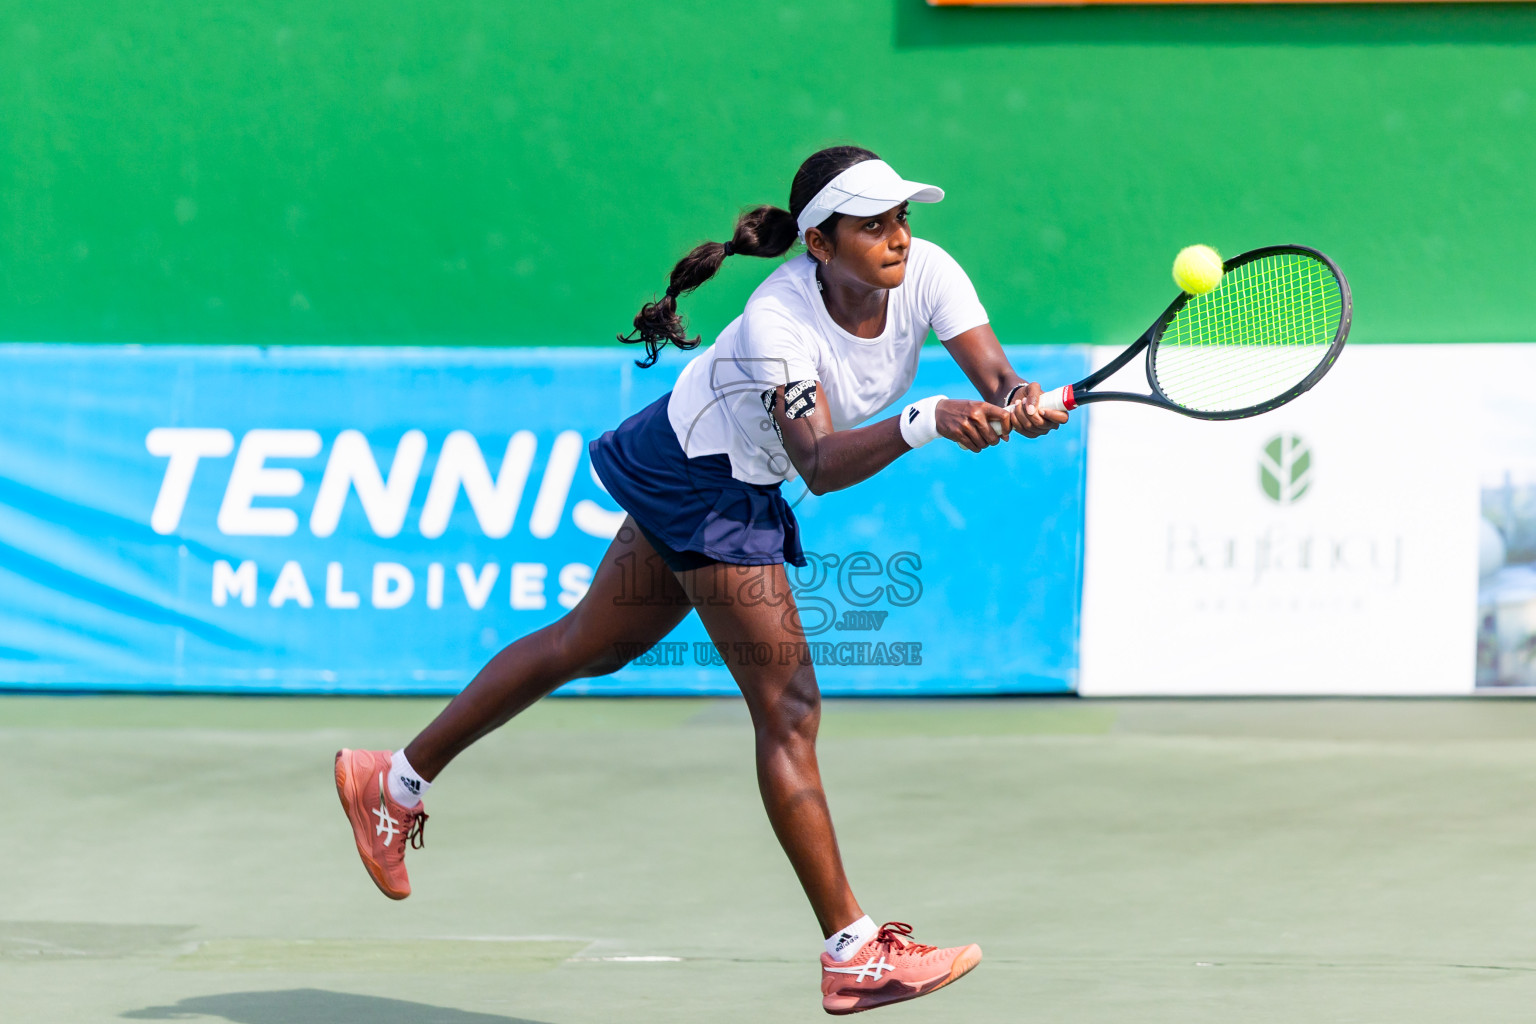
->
[1173,244,1223,295]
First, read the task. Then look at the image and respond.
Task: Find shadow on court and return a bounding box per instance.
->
[121,989,554,1024]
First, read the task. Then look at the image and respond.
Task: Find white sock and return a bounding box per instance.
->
[825,915,876,962]
[387,749,430,807]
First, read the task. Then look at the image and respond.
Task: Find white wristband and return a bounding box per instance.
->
[899,394,948,449]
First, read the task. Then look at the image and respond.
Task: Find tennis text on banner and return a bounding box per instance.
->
[146,427,626,540]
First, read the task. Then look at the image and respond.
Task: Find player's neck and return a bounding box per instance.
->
[817,267,888,339]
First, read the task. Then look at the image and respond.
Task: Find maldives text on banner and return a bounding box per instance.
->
[0,345,1087,695]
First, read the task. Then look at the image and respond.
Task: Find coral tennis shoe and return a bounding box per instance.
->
[820,921,982,1015]
[334,748,427,900]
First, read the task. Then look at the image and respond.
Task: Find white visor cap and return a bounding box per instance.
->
[795,159,944,239]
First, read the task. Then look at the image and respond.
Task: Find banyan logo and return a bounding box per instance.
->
[1260,434,1312,505]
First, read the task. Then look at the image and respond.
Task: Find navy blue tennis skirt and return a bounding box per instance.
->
[589,392,806,570]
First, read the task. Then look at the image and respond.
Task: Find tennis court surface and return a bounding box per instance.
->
[7,695,1536,1023]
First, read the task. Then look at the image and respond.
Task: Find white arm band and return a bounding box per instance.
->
[899,394,948,449]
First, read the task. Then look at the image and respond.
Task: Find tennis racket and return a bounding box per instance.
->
[991,244,1350,431]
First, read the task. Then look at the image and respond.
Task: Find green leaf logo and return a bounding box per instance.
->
[1260,435,1311,505]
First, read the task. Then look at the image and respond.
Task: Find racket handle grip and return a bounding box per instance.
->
[1038,385,1074,414]
[987,385,1074,433]
[987,408,1012,435]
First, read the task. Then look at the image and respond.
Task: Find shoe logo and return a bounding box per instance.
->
[833,931,857,954]
[825,956,896,983]
[907,407,920,424]
[372,772,401,846]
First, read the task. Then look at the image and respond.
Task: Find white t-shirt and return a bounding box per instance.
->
[667,237,988,485]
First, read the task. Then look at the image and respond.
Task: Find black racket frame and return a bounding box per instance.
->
[1067,244,1352,421]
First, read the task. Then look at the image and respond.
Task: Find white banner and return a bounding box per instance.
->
[1078,345,1481,696]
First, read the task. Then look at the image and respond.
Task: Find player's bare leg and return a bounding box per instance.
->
[677,560,981,1014]
[677,560,862,935]
[403,518,693,778]
[335,518,692,898]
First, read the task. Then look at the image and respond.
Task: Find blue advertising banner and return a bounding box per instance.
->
[0,344,1086,695]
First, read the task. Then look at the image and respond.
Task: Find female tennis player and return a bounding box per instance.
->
[335,145,1067,1015]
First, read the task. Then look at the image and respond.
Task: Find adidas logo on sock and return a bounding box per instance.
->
[400,776,421,795]
[834,931,857,953]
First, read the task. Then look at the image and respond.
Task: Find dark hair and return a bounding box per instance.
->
[619,145,880,368]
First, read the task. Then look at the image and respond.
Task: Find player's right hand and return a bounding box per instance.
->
[1007,382,1069,439]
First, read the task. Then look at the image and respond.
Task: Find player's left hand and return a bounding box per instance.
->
[1008,382,1069,438]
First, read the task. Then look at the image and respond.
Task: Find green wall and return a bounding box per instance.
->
[3,2,1534,348]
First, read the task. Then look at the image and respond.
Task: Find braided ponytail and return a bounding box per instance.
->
[619,205,797,368]
[620,145,880,369]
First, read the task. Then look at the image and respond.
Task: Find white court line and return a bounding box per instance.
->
[567,955,684,963]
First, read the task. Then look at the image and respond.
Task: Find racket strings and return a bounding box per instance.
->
[1153,253,1342,413]
[1156,259,1337,399]
[1156,345,1324,404]
[1156,258,1339,407]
